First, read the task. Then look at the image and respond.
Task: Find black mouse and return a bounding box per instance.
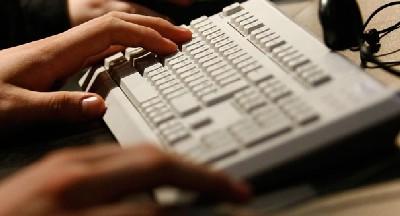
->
[319,0,364,50]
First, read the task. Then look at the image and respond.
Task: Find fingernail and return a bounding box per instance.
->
[81,96,106,119]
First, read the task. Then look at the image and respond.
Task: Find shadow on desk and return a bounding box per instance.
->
[1,120,115,179]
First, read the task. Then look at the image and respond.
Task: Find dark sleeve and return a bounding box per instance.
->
[0,0,71,49]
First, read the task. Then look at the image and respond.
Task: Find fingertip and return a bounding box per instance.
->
[81,95,106,119]
[161,38,179,54]
[175,27,193,43]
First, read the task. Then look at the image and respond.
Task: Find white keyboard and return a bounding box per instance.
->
[80,0,400,178]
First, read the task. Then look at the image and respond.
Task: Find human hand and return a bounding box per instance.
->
[68,0,168,26]
[0,144,250,216]
[0,12,191,129]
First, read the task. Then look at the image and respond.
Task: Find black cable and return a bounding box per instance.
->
[360,1,400,77]
[363,1,400,31]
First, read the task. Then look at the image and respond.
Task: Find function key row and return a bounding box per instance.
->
[221,3,331,88]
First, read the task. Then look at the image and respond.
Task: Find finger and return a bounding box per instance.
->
[46,144,122,164]
[21,90,106,122]
[16,13,187,85]
[83,45,126,67]
[60,145,251,207]
[40,13,182,80]
[109,20,178,55]
[111,13,192,44]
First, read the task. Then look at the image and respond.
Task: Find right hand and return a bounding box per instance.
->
[0,144,251,216]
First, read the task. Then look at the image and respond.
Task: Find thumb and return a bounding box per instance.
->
[28,91,106,122]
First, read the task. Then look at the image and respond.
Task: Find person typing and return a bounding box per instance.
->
[0,12,251,215]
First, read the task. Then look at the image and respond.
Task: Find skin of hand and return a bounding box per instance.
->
[68,0,193,26]
[0,12,192,129]
[0,144,251,216]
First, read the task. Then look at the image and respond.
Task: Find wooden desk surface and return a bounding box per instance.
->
[275,0,400,89]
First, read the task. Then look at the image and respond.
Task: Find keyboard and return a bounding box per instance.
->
[80,0,400,178]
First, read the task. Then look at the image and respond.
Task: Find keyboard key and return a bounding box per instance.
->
[104,52,127,70]
[247,69,271,84]
[244,22,264,35]
[238,17,258,32]
[190,80,213,93]
[277,96,319,125]
[236,95,267,113]
[201,130,238,162]
[241,62,263,74]
[202,80,248,106]
[169,93,201,117]
[125,47,146,62]
[205,31,225,42]
[236,58,257,69]
[198,24,217,34]
[202,26,220,37]
[218,74,242,86]
[229,118,291,147]
[161,85,185,96]
[190,16,208,26]
[218,42,239,53]
[144,64,164,78]
[249,26,270,40]
[209,35,230,45]
[214,40,234,49]
[153,75,175,87]
[119,73,159,106]
[206,62,230,73]
[263,39,286,52]
[252,106,291,126]
[272,44,293,57]
[305,73,331,87]
[230,10,249,23]
[222,46,243,57]
[233,14,253,27]
[182,143,212,163]
[287,55,311,70]
[202,57,224,69]
[161,124,191,146]
[151,111,175,127]
[133,53,159,74]
[222,3,243,16]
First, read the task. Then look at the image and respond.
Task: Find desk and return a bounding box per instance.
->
[1,0,400,215]
[275,0,400,90]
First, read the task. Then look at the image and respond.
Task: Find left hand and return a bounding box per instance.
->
[0,12,192,129]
